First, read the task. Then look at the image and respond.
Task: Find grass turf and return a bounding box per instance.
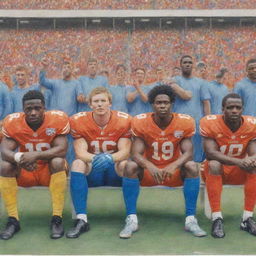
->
[0,186,255,255]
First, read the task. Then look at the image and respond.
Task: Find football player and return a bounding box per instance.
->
[200,93,256,238]
[0,90,69,240]
[122,84,207,238]
[66,86,132,238]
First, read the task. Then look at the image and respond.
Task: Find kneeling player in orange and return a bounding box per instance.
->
[0,90,69,240]
[200,93,256,238]
[122,85,207,238]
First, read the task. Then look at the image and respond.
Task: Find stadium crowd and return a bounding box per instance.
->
[0,0,254,9]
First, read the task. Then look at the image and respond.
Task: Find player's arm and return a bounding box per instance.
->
[132,136,162,184]
[162,137,193,180]
[111,137,131,162]
[19,135,68,165]
[1,136,19,164]
[162,79,192,100]
[202,100,211,115]
[203,136,242,166]
[39,58,54,89]
[73,137,95,163]
[241,140,256,171]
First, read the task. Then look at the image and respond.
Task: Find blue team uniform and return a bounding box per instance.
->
[173,76,211,162]
[208,80,229,114]
[109,84,128,113]
[39,70,83,166]
[78,75,109,112]
[233,77,256,116]
[0,82,12,120]
[126,84,154,116]
[10,84,40,113]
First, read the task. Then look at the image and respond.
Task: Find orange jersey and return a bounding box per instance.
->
[70,110,132,154]
[2,110,70,154]
[200,115,256,159]
[132,112,195,167]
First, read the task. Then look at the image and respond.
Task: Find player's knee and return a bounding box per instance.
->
[49,157,65,173]
[71,159,86,174]
[124,160,139,178]
[0,161,16,177]
[208,160,222,175]
[183,160,199,178]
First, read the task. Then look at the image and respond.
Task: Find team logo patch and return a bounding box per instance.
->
[46,128,56,136]
[174,130,184,138]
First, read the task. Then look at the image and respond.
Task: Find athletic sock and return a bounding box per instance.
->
[0,177,19,220]
[122,177,140,215]
[49,171,67,217]
[70,171,88,215]
[183,177,200,216]
[242,210,253,222]
[212,211,223,221]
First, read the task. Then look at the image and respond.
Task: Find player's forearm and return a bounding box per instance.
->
[136,87,148,102]
[39,71,53,89]
[1,149,16,164]
[132,152,154,170]
[75,151,95,163]
[170,151,193,170]
[169,83,192,100]
[111,149,130,162]
[203,100,211,115]
[35,146,67,160]
[205,150,241,166]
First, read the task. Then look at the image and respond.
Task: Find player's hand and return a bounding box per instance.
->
[162,78,175,86]
[19,152,38,166]
[239,157,256,172]
[92,153,114,172]
[161,164,177,181]
[41,57,49,69]
[77,94,87,103]
[19,162,38,172]
[148,165,162,184]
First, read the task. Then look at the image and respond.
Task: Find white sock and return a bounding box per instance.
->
[242,210,253,222]
[212,211,223,221]
[127,214,138,223]
[185,215,196,224]
[77,214,88,223]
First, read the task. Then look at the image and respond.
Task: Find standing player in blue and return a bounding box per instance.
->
[109,64,128,113]
[126,67,153,116]
[10,65,40,113]
[208,68,229,114]
[173,55,211,162]
[66,87,132,238]
[234,58,256,116]
[78,58,109,112]
[39,57,84,166]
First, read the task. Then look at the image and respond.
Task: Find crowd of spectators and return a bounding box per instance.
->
[0,0,254,9]
[0,26,255,88]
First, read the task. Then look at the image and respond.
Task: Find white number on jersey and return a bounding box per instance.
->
[25,143,51,152]
[91,140,116,154]
[220,144,243,157]
[152,141,174,161]
[117,111,129,119]
[136,113,147,119]
[50,111,64,116]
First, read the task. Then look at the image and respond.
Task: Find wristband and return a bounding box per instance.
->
[14,152,24,163]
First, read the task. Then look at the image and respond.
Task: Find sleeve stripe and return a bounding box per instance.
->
[2,128,10,138]
[199,127,208,136]
[60,123,70,134]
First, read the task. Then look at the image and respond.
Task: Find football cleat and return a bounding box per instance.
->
[50,215,64,239]
[240,217,256,236]
[66,219,90,238]
[185,218,207,237]
[211,218,225,238]
[119,215,139,239]
[0,217,20,240]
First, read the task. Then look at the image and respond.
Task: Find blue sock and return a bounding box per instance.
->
[122,177,140,215]
[183,177,200,216]
[70,171,88,214]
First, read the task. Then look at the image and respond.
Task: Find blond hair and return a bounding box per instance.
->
[89,86,112,104]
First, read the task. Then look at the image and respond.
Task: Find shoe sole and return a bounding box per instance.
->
[184,228,207,237]
[240,226,256,236]
[119,227,139,239]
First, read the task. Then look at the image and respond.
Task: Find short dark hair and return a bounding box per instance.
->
[246,58,256,68]
[222,93,243,107]
[22,90,45,106]
[116,64,126,73]
[134,67,146,74]
[180,55,193,65]
[148,84,175,104]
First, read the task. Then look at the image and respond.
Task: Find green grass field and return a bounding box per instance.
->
[0,187,255,255]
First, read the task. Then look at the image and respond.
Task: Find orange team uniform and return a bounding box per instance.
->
[132,112,195,187]
[200,115,256,184]
[2,110,70,187]
[70,110,132,154]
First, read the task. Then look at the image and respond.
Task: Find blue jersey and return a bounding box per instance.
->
[126,84,154,116]
[0,82,12,120]
[208,80,229,114]
[39,71,82,116]
[43,89,52,110]
[173,76,210,125]
[109,84,128,113]
[234,77,256,116]
[78,75,109,112]
[10,84,40,113]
